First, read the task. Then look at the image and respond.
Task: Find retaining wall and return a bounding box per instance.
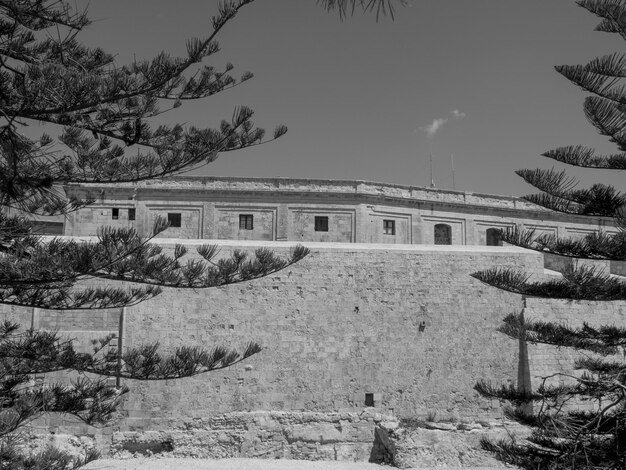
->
[3,241,625,461]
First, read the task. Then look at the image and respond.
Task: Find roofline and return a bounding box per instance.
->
[66,175,523,202]
[63,175,616,224]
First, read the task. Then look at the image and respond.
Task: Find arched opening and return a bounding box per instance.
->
[434,224,452,245]
[486,228,503,246]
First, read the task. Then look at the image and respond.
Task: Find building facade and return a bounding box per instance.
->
[63,176,616,246]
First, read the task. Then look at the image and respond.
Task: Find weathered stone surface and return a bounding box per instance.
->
[2,242,625,466]
[104,411,395,462]
[422,421,457,431]
[377,420,530,469]
[4,243,626,440]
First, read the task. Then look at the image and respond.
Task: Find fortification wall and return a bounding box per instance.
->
[3,241,625,460]
[116,242,535,426]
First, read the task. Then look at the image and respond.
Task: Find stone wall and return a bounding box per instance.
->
[2,243,536,428]
[111,410,391,461]
[3,240,625,462]
[115,242,533,429]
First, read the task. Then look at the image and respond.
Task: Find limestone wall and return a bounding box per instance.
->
[1,242,539,432]
[3,240,625,458]
[113,242,535,429]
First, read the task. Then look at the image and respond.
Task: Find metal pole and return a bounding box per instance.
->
[429,142,435,188]
[451,153,456,190]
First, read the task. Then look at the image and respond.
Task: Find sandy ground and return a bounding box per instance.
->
[83,458,503,470]
[83,459,386,470]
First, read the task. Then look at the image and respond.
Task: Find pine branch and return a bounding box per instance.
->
[583,96,626,150]
[496,312,626,353]
[542,145,626,169]
[317,0,407,20]
[472,265,626,301]
[0,443,99,470]
[0,325,263,381]
[496,226,626,260]
[578,0,626,41]
[517,168,626,216]
[0,222,309,309]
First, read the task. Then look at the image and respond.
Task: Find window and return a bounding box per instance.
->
[111,208,119,220]
[314,216,329,232]
[383,219,395,235]
[239,214,253,230]
[434,224,452,245]
[486,228,503,246]
[167,213,181,228]
[128,208,136,221]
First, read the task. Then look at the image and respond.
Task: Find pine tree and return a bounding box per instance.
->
[472,1,626,468]
[0,1,404,466]
[0,1,311,467]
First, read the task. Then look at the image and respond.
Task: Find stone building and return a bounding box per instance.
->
[63,175,616,246]
[4,176,625,461]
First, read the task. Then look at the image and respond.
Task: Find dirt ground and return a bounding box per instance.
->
[83,458,387,469]
[83,457,504,470]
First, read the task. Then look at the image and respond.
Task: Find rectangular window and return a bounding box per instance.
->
[111,208,119,220]
[239,214,253,230]
[167,213,181,228]
[128,208,136,221]
[383,219,395,235]
[314,216,329,232]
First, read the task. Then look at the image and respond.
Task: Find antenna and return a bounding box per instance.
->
[451,153,456,190]
[429,142,435,188]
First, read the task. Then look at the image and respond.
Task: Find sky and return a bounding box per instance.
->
[73,0,626,197]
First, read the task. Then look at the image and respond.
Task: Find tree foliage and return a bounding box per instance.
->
[0,1,315,467]
[472,1,626,468]
[317,0,408,20]
[0,0,407,465]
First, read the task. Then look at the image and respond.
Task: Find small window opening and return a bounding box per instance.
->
[128,208,136,221]
[167,213,181,228]
[365,393,375,407]
[111,208,119,220]
[486,228,503,246]
[314,216,329,232]
[434,223,452,245]
[239,214,254,230]
[383,219,396,235]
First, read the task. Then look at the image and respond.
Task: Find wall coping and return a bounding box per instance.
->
[65,175,543,211]
[42,236,538,255]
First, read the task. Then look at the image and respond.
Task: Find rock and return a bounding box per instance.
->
[379,420,399,432]
[458,422,483,431]
[422,421,457,431]
[375,421,529,469]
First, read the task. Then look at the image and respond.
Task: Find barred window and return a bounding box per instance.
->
[239,214,253,230]
[128,208,136,221]
[434,224,452,245]
[314,216,329,232]
[383,219,395,235]
[167,213,181,228]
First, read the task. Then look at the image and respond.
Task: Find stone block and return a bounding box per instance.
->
[285,423,343,443]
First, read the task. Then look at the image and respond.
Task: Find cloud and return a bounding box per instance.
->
[418,109,466,138]
[452,109,466,119]
[420,118,449,137]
